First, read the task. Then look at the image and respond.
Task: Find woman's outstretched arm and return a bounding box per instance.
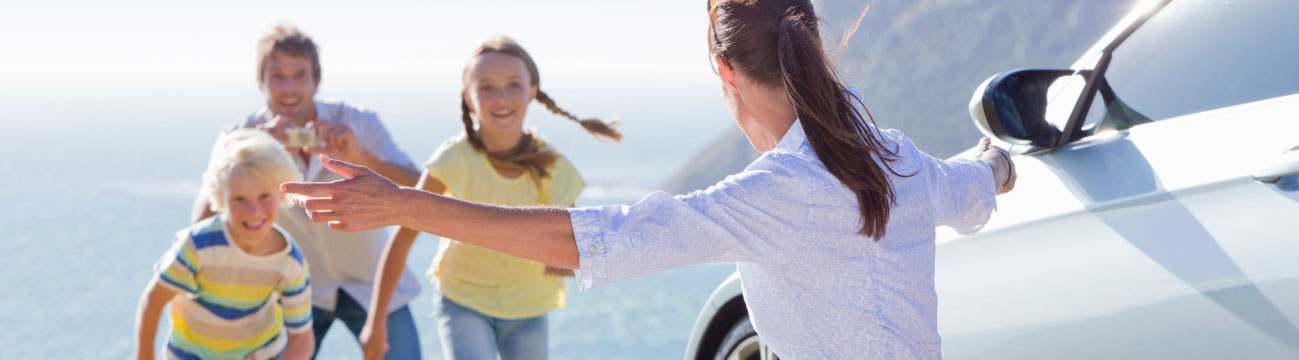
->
[281,155,580,269]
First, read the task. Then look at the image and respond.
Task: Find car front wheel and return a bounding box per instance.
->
[714,316,778,360]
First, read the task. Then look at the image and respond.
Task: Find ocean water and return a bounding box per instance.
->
[0,85,741,359]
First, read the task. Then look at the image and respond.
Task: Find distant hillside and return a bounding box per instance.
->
[661,123,761,195]
[664,0,1134,194]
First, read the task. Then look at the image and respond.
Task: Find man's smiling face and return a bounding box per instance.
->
[260,50,318,122]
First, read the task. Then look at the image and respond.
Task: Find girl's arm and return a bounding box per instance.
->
[281,330,315,360]
[135,279,178,360]
[283,156,580,269]
[360,171,447,360]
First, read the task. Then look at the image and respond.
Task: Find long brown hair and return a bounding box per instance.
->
[460,35,621,181]
[710,0,907,239]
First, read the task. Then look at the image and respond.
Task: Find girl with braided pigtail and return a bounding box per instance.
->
[359,35,618,360]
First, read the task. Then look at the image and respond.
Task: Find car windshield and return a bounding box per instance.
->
[1090,0,1299,130]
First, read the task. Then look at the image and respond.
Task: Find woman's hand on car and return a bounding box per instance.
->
[977,137,1016,195]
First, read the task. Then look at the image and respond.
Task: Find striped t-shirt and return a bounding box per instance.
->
[154,215,312,360]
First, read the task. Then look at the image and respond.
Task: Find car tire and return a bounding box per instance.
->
[713,316,778,360]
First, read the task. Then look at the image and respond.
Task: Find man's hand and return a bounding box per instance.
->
[281,155,405,232]
[256,115,296,150]
[307,120,368,166]
[977,137,1016,195]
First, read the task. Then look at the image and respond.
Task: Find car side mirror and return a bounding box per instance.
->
[969,69,1076,148]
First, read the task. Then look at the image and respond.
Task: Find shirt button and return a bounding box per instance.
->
[587,245,598,255]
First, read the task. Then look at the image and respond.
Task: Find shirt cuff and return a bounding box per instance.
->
[569,207,609,291]
[961,158,999,235]
[286,322,313,335]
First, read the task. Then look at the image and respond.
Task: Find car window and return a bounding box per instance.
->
[1095,0,1299,129]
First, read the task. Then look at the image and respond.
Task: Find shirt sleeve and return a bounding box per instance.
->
[154,232,201,294]
[924,154,998,235]
[569,153,808,290]
[546,156,586,206]
[278,245,312,334]
[423,139,465,196]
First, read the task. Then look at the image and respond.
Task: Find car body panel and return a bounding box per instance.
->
[938,93,1299,358]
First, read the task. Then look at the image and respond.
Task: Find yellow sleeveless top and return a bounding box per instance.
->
[423,134,585,319]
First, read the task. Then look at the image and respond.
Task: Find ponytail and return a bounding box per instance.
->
[715,0,908,240]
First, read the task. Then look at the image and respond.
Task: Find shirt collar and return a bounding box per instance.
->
[311,99,330,123]
[774,119,807,153]
[771,87,863,154]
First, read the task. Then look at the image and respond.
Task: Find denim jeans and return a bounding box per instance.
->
[311,290,422,360]
[434,295,548,360]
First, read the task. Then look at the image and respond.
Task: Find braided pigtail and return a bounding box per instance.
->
[535,91,622,143]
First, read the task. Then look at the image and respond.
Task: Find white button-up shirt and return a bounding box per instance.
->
[570,118,996,359]
[226,98,421,312]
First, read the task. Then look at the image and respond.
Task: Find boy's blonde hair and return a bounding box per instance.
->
[202,129,303,213]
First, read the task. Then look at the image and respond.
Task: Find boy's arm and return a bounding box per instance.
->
[278,246,313,360]
[360,171,446,360]
[281,330,315,360]
[135,279,178,360]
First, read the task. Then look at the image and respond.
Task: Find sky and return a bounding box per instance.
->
[0,0,716,99]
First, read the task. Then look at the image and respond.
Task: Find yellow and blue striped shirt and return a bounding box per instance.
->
[155,215,312,360]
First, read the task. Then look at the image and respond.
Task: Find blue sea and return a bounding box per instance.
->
[0,84,741,359]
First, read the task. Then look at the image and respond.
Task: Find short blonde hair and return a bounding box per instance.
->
[202,129,303,212]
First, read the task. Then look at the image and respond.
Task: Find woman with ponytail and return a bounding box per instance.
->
[358,35,620,360]
[291,1,1014,358]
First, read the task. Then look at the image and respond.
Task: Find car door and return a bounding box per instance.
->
[936,1,1299,358]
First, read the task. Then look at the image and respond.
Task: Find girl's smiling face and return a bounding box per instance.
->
[223,165,281,246]
[464,52,539,153]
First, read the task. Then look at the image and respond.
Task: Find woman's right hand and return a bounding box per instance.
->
[283,155,408,232]
[977,137,1017,195]
[358,322,389,360]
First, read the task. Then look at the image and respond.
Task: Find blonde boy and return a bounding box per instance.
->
[136,129,314,360]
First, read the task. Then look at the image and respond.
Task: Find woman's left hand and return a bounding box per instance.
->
[977,137,1017,195]
[281,155,408,232]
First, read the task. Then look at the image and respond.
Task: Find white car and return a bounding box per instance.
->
[685,0,1299,358]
